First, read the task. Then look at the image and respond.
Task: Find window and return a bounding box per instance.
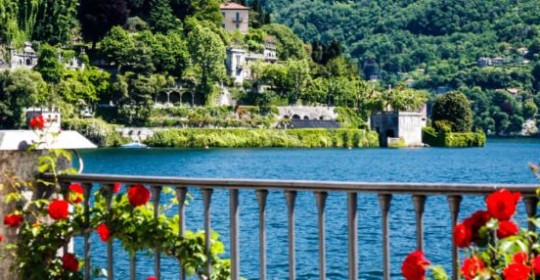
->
[236,12,239,20]
[236,23,240,29]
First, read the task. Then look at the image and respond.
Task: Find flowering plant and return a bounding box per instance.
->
[1,116,231,279]
[402,187,540,280]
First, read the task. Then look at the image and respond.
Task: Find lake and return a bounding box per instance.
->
[76,138,540,279]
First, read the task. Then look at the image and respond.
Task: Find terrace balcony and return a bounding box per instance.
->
[39,173,539,280]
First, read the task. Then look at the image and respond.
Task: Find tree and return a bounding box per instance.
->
[35,44,63,84]
[78,0,129,48]
[100,27,135,71]
[286,59,310,103]
[261,24,307,60]
[432,91,474,132]
[0,69,46,128]
[32,0,79,45]
[148,0,180,33]
[523,99,538,120]
[187,25,226,102]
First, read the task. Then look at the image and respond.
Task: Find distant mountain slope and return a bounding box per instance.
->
[263,0,540,88]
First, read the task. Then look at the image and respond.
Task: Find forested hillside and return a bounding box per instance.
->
[264,0,540,134]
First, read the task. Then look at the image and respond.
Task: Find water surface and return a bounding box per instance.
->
[77,138,540,279]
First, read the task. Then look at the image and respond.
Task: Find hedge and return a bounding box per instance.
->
[145,128,379,148]
[422,127,486,147]
[62,118,128,147]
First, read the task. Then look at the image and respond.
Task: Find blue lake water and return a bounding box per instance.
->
[76,138,540,279]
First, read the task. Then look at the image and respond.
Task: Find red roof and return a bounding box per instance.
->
[220,2,249,10]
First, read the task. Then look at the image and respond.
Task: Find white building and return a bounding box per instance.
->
[220,2,250,34]
[226,40,278,84]
[370,105,428,147]
[0,42,85,71]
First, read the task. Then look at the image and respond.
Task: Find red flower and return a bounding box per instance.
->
[453,223,472,248]
[62,253,79,272]
[128,184,150,207]
[29,115,46,130]
[461,256,485,280]
[68,183,84,204]
[401,250,430,280]
[97,223,111,242]
[0,235,3,242]
[3,213,24,227]
[486,189,521,221]
[113,182,121,193]
[463,210,491,245]
[503,262,531,280]
[48,199,69,220]
[147,277,157,280]
[497,220,519,239]
[513,252,528,264]
[533,256,540,275]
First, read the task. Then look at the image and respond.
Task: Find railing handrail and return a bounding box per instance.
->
[42,172,540,280]
[43,172,540,195]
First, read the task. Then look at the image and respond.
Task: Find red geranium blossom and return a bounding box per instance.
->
[497,220,519,239]
[453,223,472,248]
[62,253,79,272]
[486,189,521,221]
[147,277,157,280]
[48,199,69,220]
[128,184,150,207]
[29,115,46,130]
[0,235,3,242]
[503,262,531,280]
[513,252,528,264]
[97,223,111,242]
[3,213,24,227]
[461,256,485,280]
[68,183,84,204]
[113,182,121,193]
[533,256,540,275]
[401,250,430,280]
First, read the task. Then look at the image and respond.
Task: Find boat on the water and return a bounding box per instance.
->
[121,142,148,149]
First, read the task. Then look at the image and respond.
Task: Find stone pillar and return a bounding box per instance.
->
[0,150,71,279]
[0,151,43,279]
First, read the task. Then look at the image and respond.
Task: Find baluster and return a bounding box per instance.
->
[285,191,297,280]
[202,188,213,276]
[347,192,358,280]
[378,194,392,280]
[315,192,328,280]
[82,183,92,280]
[176,187,188,280]
[104,183,115,280]
[130,254,136,280]
[524,196,538,231]
[151,186,162,280]
[412,195,426,251]
[61,182,70,255]
[256,190,268,280]
[230,189,240,280]
[447,195,462,280]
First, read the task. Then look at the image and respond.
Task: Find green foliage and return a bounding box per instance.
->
[261,24,307,60]
[335,107,366,129]
[145,128,379,148]
[388,137,407,148]
[187,24,226,102]
[422,127,486,147]
[62,118,127,146]
[264,0,540,89]
[35,44,63,84]
[432,91,473,133]
[0,69,46,128]
[78,0,129,45]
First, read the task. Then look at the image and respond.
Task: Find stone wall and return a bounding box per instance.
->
[277,106,338,121]
[0,151,71,279]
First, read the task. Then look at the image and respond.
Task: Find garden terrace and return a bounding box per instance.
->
[42,173,540,280]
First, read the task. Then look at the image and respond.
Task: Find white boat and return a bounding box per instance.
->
[121,142,148,149]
